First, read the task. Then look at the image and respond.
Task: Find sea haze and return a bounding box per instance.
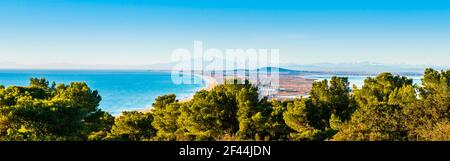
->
[0,70,205,115]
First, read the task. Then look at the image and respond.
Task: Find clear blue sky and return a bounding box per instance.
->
[1,0,449,68]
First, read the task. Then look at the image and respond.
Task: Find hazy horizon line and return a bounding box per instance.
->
[0,61,448,70]
[0,62,448,72]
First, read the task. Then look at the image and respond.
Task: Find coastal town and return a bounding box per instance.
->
[194,69,316,101]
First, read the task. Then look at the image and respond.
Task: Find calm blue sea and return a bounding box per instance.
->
[0,70,205,115]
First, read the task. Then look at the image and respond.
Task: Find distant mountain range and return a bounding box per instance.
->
[230,66,422,76]
[232,67,319,75]
[281,62,449,74]
[144,60,448,74]
[0,61,447,76]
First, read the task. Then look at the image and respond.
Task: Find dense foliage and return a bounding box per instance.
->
[0,68,449,141]
[0,78,112,141]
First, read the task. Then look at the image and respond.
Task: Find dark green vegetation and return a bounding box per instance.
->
[0,78,113,141]
[0,68,449,141]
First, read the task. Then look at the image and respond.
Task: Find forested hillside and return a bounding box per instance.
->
[0,68,449,141]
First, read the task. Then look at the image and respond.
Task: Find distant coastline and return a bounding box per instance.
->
[140,72,218,113]
[0,69,425,115]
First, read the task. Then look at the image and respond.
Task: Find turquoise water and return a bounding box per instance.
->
[0,70,205,115]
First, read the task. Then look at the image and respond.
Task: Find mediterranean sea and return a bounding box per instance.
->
[0,70,205,115]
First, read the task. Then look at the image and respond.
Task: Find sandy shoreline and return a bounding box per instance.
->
[140,73,218,113]
[177,74,218,102]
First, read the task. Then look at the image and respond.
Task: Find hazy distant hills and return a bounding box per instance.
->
[0,60,447,76]
[231,66,421,76]
[145,60,448,75]
[282,62,449,75]
[236,67,320,75]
